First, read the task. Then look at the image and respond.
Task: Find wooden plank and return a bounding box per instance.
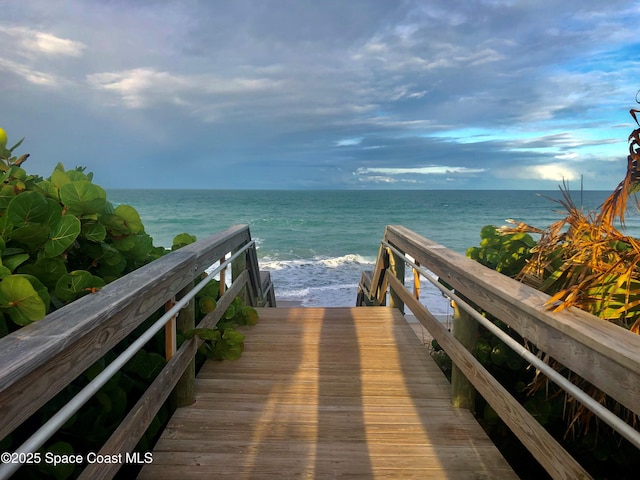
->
[259,271,276,307]
[139,307,517,480]
[369,244,387,301]
[384,224,640,417]
[388,274,591,480]
[79,272,249,480]
[0,249,196,441]
[0,225,255,441]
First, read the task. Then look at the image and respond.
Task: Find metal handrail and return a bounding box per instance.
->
[0,242,255,479]
[381,240,640,450]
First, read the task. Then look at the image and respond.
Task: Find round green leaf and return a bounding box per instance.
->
[0,185,17,210]
[15,274,50,313]
[112,236,136,252]
[114,205,144,234]
[81,221,106,242]
[50,166,71,189]
[172,233,197,250]
[198,278,220,299]
[0,275,47,325]
[199,296,217,314]
[55,270,104,302]
[44,215,81,257]
[9,224,50,249]
[100,213,128,235]
[3,253,30,272]
[19,257,68,289]
[43,198,63,227]
[125,233,153,260]
[7,191,50,225]
[60,181,106,216]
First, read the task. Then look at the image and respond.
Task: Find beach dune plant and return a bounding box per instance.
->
[464,98,640,473]
[0,129,257,478]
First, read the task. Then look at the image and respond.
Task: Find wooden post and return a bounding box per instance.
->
[170,282,196,409]
[232,246,248,304]
[164,298,177,361]
[388,246,405,314]
[219,256,226,298]
[451,299,477,411]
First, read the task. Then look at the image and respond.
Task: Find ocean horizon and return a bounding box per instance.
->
[106,189,640,313]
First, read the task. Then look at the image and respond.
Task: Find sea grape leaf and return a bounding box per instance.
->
[43,198,63,227]
[172,233,197,250]
[66,169,90,182]
[114,205,144,234]
[198,278,221,299]
[34,180,59,200]
[216,337,244,360]
[100,213,128,235]
[0,265,11,280]
[0,185,16,210]
[0,275,47,325]
[112,235,136,252]
[60,181,107,216]
[224,303,237,320]
[125,350,165,380]
[18,258,68,290]
[55,270,105,302]
[199,296,217,314]
[7,191,50,225]
[3,253,30,272]
[50,166,71,189]
[101,200,115,215]
[102,245,125,266]
[125,233,153,260]
[17,274,50,313]
[9,224,50,250]
[8,166,27,181]
[81,221,106,242]
[222,329,244,345]
[244,306,259,325]
[44,215,81,257]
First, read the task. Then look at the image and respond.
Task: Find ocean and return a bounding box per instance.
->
[106,189,640,315]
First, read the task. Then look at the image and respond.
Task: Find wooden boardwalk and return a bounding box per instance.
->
[138,307,517,479]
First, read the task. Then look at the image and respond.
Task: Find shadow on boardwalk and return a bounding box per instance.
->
[138,307,517,479]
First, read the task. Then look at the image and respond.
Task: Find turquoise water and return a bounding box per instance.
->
[106,189,640,311]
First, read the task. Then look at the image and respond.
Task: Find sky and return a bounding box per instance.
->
[1,1,640,190]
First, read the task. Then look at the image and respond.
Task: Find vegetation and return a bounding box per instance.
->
[0,128,257,479]
[459,100,640,478]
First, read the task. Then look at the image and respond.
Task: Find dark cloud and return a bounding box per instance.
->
[0,0,638,189]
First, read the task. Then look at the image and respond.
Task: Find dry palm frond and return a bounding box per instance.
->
[497,96,640,438]
[598,105,640,226]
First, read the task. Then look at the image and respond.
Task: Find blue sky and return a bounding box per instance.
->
[1,0,639,190]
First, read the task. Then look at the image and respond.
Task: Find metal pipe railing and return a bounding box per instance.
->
[0,241,254,480]
[380,240,640,451]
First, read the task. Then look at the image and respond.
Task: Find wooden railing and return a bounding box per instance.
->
[357,225,640,480]
[0,224,275,480]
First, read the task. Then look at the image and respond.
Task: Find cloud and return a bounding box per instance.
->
[0,26,85,57]
[0,57,60,86]
[0,0,639,190]
[356,166,487,175]
[497,163,580,181]
[87,67,283,111]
